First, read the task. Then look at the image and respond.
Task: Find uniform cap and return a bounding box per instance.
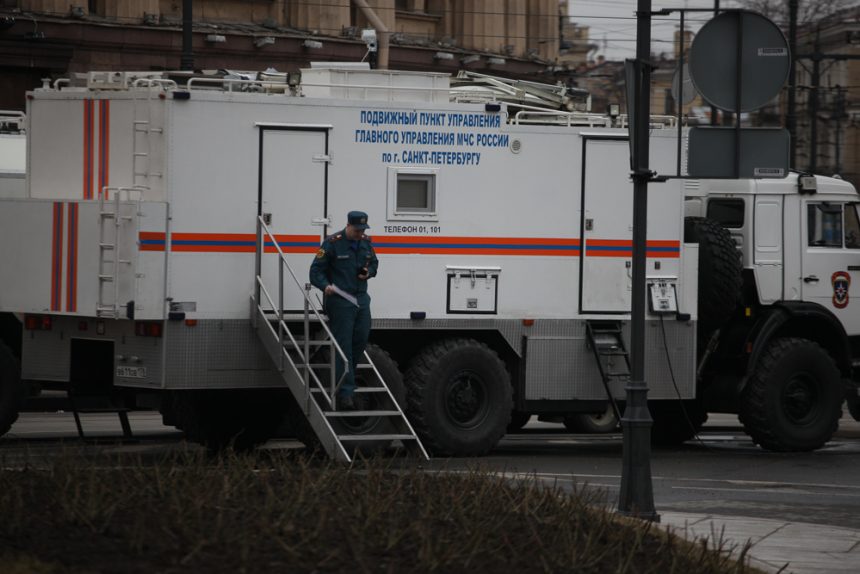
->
[348,210,370,230]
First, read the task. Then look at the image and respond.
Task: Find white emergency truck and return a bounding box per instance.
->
[0,68,856,459]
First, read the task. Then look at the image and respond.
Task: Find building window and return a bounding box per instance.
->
[387,168,438,221]
[807,203,843,248]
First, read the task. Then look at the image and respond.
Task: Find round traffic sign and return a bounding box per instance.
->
[688,10,790,112]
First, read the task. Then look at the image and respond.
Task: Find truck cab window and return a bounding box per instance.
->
[807,203,843,248]
[707,198,745,228]
[845,204,860,249]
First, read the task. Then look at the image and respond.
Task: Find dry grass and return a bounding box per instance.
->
[0,448,763,573]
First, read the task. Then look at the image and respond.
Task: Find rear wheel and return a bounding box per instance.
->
[0,342,23,437]
[405,338,512,456]
[563,403,619,433]
[740,338,843,452]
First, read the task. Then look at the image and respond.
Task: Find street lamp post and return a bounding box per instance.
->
[181,0,194,71]
[618,0,658,522]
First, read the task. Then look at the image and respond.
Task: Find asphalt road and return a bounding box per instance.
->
[4,410,860,531]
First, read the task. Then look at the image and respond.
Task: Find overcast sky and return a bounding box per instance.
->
[567,0,743,61]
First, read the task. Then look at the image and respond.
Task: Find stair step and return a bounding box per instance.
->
[275,313,328,322]
[597,350,628,356]
[606,372,630,377]
[337,434,418,442]
[74,407,131,414]
[325,410,401,418]
[589,327,623,334]
[286,341,332,349]
[310,387,388,394]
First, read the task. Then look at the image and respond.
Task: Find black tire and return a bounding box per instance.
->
[684,217,742,336]
[564,403,619,433]
[404,338,512,456]
[284,344,405,456]
[327,343,406,456]
[649,399,708,445]
[171,389,288,452]
[740,337,843,452]
[0,342,23,437]
[507,411,531,433]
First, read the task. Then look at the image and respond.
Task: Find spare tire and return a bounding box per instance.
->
[684,217,743,336]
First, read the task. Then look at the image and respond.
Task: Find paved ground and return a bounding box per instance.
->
[4,410,860,573]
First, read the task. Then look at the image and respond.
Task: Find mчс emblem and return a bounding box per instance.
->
[832,271,851,309]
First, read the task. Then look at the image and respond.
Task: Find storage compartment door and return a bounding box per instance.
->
[580,138,633,313]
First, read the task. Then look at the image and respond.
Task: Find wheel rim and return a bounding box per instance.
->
[444,370,489,430]
[781,373,820,425]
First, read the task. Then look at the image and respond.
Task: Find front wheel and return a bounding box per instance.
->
[740,338,843,452]
[405,338,512,456]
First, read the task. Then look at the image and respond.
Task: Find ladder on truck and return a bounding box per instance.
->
[251,216,429,462]
[585,321,626,424]
[131,78,172,190]
[97,187,144,318]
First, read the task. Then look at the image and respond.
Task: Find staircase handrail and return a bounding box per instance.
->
[254,216,350,405]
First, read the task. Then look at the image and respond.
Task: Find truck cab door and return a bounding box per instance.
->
[801,200,860,334]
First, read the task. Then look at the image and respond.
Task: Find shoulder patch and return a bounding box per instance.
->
[315,247,326,259]
[329,233,342,243]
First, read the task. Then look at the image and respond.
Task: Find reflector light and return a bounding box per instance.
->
[135,321,163,338]
[185,319,198,327]
[96,321,106,335]
[522,319,535,326]
[24,315,53,331]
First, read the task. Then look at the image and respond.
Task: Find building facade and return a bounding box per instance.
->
[0,0,565,110]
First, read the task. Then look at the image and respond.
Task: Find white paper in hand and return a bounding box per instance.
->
[330,284,359,307]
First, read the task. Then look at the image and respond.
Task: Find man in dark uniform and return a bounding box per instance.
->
[309,211,379,410]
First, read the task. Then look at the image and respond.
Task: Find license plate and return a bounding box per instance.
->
[116,366,147,379]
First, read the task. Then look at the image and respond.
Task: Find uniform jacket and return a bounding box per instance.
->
[309,229,379,297]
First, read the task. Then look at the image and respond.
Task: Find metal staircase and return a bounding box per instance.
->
[585,321,627,423]
[251,216,428,462]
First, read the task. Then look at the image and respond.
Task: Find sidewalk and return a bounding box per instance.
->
[661,512,860,573]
